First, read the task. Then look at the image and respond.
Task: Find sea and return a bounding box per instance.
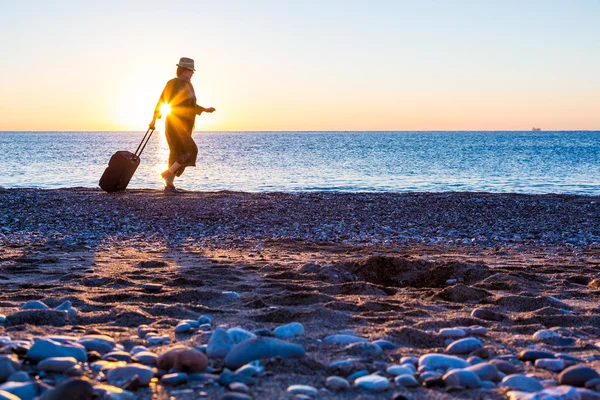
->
[0,131,599,195]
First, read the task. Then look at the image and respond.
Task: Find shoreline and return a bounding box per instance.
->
[0,188,599,399]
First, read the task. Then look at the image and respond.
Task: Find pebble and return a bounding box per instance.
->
[107,363,154,386]
[348,370,369,380]
[558,364,600,387]
[146,334,170,346]
[465,362,499,381]
[38,377,94,400]
[7,372,29,382]
[499,374,544,392]
[157,346,208,373]
[227,327,256,344]
[0,358,17,382]
[443,369,481,389]
[222,291,240,299]
[287,384,318,396]
[274,322,304,339]
[26,339,87,362]
[522,385,582,400]
[518,350,555,362]
[161,372,188,386]
[207,328,235,358]
[446,337,483,354]
[0,390,19,400]
[491,359,521,374]
[400,356,419,365]
[54,301,77,317]
[372,340,396,350]
[471,307,505,321]
[0,382,38,400]
[532,329,561,340]
[224,337,305,369]
[102,351,132,362]
[325,376,350,391]
[439,328,467,338]
[324,334,368,345]
[221,393,252,400]
[197,315,213,325]
[22,301,49,310]
[386,365,414,376]
[535,358,565,372]
[133,351,158,365]
[142,283,163,292]
[394,374,419,387]
[174,322,192,334]
[353,374,389,391]
[344,342,382,357]
[37,356,78,373]
[76,335,115,355]
[419,353,469,370]
[229,382,250,393]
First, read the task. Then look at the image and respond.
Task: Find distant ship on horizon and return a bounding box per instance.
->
[532,127,541,131]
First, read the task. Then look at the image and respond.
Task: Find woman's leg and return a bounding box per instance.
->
[161,162,181,188]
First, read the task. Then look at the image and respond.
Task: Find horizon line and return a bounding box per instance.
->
[1,129,599,133]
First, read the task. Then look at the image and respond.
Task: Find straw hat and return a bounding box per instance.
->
[176,57,195,71]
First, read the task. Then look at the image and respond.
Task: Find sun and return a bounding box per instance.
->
[160,103,171,117]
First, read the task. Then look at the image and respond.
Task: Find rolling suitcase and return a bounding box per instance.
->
[99,128,155,193]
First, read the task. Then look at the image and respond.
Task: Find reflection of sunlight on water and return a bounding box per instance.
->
[151,129,170,177]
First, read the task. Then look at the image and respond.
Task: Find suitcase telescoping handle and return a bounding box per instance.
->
[133,127,155,159]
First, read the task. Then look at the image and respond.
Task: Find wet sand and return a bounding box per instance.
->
[0,188,599,399]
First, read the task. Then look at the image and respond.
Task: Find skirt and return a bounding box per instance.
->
[165,117,198,177]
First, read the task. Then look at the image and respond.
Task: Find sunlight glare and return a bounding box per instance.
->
[160,103,171,117]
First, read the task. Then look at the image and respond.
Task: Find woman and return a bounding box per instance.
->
[149,57,215,193]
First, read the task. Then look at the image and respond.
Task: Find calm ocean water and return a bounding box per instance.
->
[0,131,598,194]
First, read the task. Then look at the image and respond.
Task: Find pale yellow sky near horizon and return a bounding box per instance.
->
[0,1,599,131]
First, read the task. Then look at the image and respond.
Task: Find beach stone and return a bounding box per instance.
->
[207,328,235,358]
[471,307,505,321]
[142,283,162,292]
[324,334,368,345]
[130,346,149,354]
[133,351,157,366]
[372,340,396,350]
[161,372,188,386]
[394,374,419,387]
[38,377,94,400]
[353,374,389,391]
[107,363,154,386]
[37,356,78,373]
[401,356,419,365]
[198,315,213,325]
[446,337,483,354]
[419,353,469,370]
[481,380,496,389]
[222,291,240,299]
[559,365,600,387]
[468,356,485,365]
[146,334,170,346]
[103,351,132,362]
[92,383,135,400]
[535,358,565,372]
[22,300,49,310]
[0,317,5,325]
[221,393,252,400]
[76,335,115,355]
[443,369,481,389]
[224,337,305,369]
[518,350,555,362]
[465,362,499,381]
[469,326,488,335]
[499,374,544,392]
[585,378,600,391]
[386,365,414,376]
[174,322,192,334]
[522,385,581,400]
[0,358,17,382]
[229,382,250,393]
[439,328,467,338]
[7,310,68,326]
[348,370,369,380]
[26,339,87,362]
[157,346,208,373]
[274,322,304,339]
[491,359,521,374]
[325,376,350,391]
[287,384,318,396]
[227,327,256,344]
[532,329,561,340]
[339,329,355,335]
[329,357,365,369]
[579,388,600,400]
[0,390,19,400]
[344,342,382,357]
[7,372,29,382]
[235,364,262,378]
[0,382,38,400]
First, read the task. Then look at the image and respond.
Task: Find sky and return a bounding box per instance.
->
[0,0,599,131]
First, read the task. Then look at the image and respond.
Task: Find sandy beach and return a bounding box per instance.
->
[1,188,599,399]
